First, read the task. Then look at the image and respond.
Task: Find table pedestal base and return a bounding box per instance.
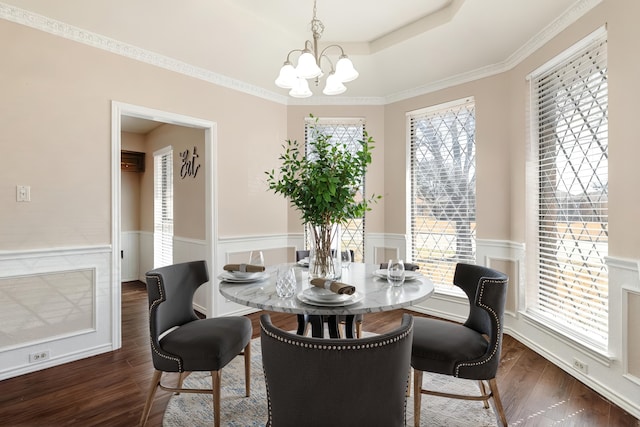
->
[296,314,357,338]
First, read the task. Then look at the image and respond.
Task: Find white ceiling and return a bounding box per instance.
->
[6,0,596,104]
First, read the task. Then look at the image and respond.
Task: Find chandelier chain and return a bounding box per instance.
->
[310,0,324,40]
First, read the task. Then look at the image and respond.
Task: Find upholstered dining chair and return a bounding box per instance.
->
[139,260,252,427]
[295,249,361,338]
[411,263,509,427]
[260,313,414,427]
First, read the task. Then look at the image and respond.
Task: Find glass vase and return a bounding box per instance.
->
[308,223,341,280]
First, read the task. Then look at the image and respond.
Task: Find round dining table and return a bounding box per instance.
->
[218,262,434,338]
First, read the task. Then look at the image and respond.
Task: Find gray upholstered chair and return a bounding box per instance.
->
[260,313,414,427]
[140,260,252,427]
[411,263,509,426]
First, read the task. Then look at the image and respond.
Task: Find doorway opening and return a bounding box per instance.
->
[111,101,216,349]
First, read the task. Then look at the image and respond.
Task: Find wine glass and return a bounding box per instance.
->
[249,250,264,266]
[386,259,405,287]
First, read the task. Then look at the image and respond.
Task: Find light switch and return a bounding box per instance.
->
[17,185,31,202]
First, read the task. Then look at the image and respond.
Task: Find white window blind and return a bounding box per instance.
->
[409,98,476,292]
[304,118,366,262]
[531,30,608,346]
[153,147,174,268]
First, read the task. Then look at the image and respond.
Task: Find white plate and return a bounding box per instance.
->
[302,286,353,303]
[225,270,263,279]
[297,291,363,307]
[218,272,269,283]
[373,269,422,281]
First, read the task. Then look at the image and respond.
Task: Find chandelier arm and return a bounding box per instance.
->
[318,54,335,74]
[284,47,307,63]
[319,44,346,59]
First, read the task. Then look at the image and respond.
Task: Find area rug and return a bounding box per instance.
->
[163,337,498,427]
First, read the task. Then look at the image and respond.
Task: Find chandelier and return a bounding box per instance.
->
[275,0,359,98]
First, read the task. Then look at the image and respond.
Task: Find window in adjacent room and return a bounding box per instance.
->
[528,28,608,349]
[408,98,476,293]
[153,146,174,268]
[304,117,367,262]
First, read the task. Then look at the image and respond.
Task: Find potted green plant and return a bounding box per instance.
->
[266,116,380,279]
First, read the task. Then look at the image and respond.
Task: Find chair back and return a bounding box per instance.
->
[453,263,508,378]
[295,250,310,261]
[145,260,209,371]
[380,262,420,271]
[260,313,413,427]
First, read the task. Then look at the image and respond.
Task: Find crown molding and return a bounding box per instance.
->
[0,2,289,105]
[1,0,602,106]
[504,0,603,71]
[384,0,603,104]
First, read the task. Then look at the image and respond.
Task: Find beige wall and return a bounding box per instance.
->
[0,18,289,251]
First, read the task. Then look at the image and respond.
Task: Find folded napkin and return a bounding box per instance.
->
[223,263,265,273]
[310,278,356,295]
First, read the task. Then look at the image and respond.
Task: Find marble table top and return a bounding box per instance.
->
[218,263,434,316]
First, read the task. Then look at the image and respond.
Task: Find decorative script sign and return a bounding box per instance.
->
[180,146,201,179]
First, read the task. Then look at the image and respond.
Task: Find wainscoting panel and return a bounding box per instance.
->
[0,246,113,380]
[625,289,640,383]
[0,269,95,349]
[371,233,406,265]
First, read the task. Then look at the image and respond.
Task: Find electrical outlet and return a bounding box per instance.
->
[572,357,588,374]
[29,350,50,363]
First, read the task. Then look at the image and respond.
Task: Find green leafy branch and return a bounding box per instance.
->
[265,117,381,227]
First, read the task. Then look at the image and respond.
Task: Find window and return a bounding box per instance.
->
[408,98,476,292]
[529,29,608,347]
[304,118,366,262]
[153,146,174,268]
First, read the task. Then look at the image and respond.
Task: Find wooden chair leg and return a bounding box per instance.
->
[356,319,363,338]
[488,378,508,427]
[139,370,162,427]
[413,369,423,427]
[478,380,490,408]
[243,342,251,397]
[211,370,221,427]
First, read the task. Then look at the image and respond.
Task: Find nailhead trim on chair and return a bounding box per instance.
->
[454,277,507,377]
[146,273,184,372]
[261,323,412,349]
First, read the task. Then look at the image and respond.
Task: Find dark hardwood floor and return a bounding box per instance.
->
[0,281,637,426]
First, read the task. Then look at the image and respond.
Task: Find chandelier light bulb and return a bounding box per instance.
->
[275,62,298,89]
[295,51,322,79]
[323,73,346,95]
[289,77,313,98]
[334,56,359,82]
